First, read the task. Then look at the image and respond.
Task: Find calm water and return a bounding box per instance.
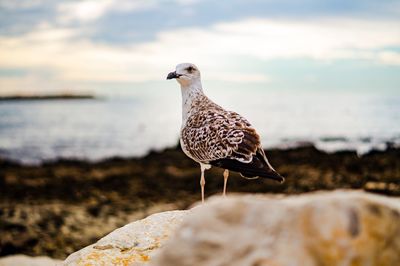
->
[0,89,399,164]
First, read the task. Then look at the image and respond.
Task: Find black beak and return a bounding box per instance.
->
[166,71,180,80]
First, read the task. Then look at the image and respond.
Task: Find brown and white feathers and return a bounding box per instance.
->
[168,63,284,182]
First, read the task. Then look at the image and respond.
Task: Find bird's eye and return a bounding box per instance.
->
[186,66,195,73]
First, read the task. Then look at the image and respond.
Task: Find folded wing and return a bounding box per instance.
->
[181,109,284,183]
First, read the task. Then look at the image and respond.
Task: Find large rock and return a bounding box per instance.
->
[152,191,400,266]
[63,210,187,265]
[62,191,400,266]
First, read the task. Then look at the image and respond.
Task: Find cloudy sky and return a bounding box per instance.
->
[0,0,399,95]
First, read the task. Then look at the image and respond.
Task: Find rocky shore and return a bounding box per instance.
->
[0,144,399,259]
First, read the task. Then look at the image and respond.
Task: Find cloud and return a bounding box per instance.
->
[57,0,115,23]
[166,18,400,61]
[56,0,191,24]
[0,17,399,94]
[57,0,160,23]
[124,17,400,70]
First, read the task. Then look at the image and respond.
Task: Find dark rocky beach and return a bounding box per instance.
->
[0,144,399,259]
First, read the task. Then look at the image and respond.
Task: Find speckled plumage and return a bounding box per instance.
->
[180,92,260,164]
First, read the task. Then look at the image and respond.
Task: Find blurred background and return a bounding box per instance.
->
[0,0,399,162]
[0,0,399,261]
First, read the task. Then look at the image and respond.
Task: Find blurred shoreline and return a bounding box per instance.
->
[1,138,399,166]
[0,144,399,259]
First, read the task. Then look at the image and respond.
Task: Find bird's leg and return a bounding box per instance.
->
[200,164,206,203]
[223,169,229,197]
[199,164,211,203]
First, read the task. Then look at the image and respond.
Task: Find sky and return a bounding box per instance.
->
[0,0,399,96]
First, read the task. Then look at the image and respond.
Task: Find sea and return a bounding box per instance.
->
[0,88,399,164]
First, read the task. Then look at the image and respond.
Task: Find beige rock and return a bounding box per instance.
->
[152,191,400,266]
[0,255,61,266]
[63,210,187,266]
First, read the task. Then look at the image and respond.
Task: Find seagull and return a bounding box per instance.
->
[167,63,284,203]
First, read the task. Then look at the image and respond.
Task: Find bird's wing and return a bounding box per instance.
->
[181,108,284,182]
[181,108,260,163]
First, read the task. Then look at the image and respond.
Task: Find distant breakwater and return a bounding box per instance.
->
[0,94,96,102]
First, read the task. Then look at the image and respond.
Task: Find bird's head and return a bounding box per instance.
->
[166,63,201,87]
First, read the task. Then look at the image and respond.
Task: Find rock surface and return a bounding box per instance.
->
[152,191,400,266]
[0,255,61,266]
[63,210,187,265]
[62,191,400,266]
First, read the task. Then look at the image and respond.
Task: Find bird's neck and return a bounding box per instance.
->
[180,80,205,124]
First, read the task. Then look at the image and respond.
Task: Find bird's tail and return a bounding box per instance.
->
[237,148,285,183]
[209,147,285,183]
[210,156,285,183]
[240,168,285,183]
